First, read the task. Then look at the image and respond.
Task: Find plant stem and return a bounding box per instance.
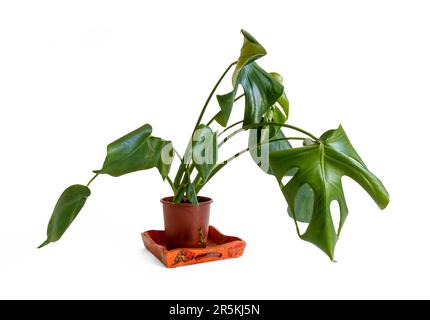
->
[223,137,303,166]
[219,120,244,136]
[218,127,244,147]
[192,61,237,132]
[218,122,320,148]
[278,124,320,142]
[86,173,99,187]
[234,93,245,102]
[174,61,237,188]
[173,148,193,193]
[166,176,177,194]
[195,137,305,193]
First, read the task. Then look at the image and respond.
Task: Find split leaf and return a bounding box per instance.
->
[270,125,389,260]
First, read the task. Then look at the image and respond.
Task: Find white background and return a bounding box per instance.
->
[1,0,429,299]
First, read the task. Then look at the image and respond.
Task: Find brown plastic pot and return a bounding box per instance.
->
[161,196,212,250]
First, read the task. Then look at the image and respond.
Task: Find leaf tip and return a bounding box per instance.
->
[38,239,50,249]
[379,191,390,210]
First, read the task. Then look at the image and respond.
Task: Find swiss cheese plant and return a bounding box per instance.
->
[40,30,389,260]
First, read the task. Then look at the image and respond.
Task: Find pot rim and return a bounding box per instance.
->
[160,196,213,206]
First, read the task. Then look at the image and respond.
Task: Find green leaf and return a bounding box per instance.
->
[277,93,289,119]
[95,124,173,178]
[241,63,284,126]
[232,29,267,84]
[39,185,91,248]
[269,72,289,119]
[157,141,174,180]
[216,91,236,127]
[287,184,314,223]
[217,62,284,127]
[266,106,287,138]
[192,124,218,183]
[270,125,389,260]
[216,30,280,127]
[272,106,287,125]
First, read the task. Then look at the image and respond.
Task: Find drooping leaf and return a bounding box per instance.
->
[270,125,389,260]
[232,29,267,84]
[240,63,284,126]
[94,124,173,178]
[216,29,266,127]
[39,185,91,248]
[287,184,314,223]
[192,124,218,183]
[217,62,284,128]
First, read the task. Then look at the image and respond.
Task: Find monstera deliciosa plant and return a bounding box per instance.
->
[39,30,389,260]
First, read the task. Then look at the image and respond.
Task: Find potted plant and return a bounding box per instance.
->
[39,30,389,261]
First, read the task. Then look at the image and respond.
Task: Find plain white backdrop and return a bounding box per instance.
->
[1,0,429,299]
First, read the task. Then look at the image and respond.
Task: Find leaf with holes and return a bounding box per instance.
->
[269,125,389,260]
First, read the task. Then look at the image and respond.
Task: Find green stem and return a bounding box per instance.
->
[86,173,99,187]
[223,137,302,167]
[234,93,245,102]
[277,124,320,142]
[166,176,177,194]
[195,137,305,193]
[173,148,193,191]
[193,61,237,132]
[175,61,237,188]
[219,120,244,136]
[219,122,320,148]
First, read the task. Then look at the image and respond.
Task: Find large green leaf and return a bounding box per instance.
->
[270,125,389,260]
[232,29,267,84]
[94,124,173,178]
[287,184,314,223]
[192,124,218,182]
[217,62,284,127]
[240,63,284,126]
[39,185,91,248]
[215,29,265,127]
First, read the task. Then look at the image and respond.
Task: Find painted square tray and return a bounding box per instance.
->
[142,226,246,268]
